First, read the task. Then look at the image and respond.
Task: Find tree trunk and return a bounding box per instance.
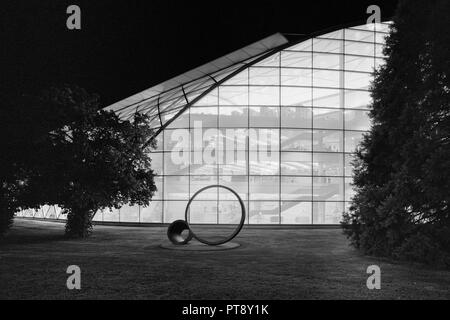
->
[65,206,93,238]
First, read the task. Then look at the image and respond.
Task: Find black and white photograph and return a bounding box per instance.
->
[1,0,450,308]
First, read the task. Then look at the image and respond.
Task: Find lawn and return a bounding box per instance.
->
[0,219,449,299]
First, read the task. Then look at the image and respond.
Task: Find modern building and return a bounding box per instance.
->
[18,21,391,225]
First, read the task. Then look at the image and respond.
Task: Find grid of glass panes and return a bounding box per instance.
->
[87,23,390,224]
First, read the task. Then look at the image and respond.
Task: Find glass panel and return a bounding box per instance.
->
[345,29,374,42]
[313,202,344,224]
[345,110,370,131]
[219,106,248,128]
[150,152,163,175]
[190,176,218,200]
[281,152,312,176]
[164,176,189,200]
[281,202,312,224]
[120,205,140,222]
[313,88,342,108]
[288,39,313,51]
[249,67,279,86]
[281,176,312,200]
[345,71,372,90]
[164,129,190,152]
[375,32,388,44]
[313,108,343,130]
[350,24,376,32]
[218,128,247,151]
[281,51,312,68]
[281,129,312,152]
[281,107,312,128]
[190,151,217,175]
[195,88,218,106]
[164,200,188,223]
[249,128,280,151]
[345,41,374,56]
[313,130,343,152]
[165,150,189,175]
[249,202,280,224]
[218,134,247,175]
[140,201,163,223]
[219,86,248,105]
[103,208,120,222]
[281,87,312,106]
[164,111,189,129]
[249,176,280,200]
[313,177,344,201]
[188,200,218,224]
[313,153,344,176]
[313,39,343,54]
[344,90,372,109]
[281,68,311,86]
[318,29,343,40]
[218,176,248,200]
[345,56,374,72]
[222,70,248,86]
[313,53,341,70]
[249,86,279,106]
[313,69,341,88]
[249,151,279,175]
[249,107,280,127]
[375,23,391,33]
[345,131,365,153]
[254,52,280,67]
[190,107,218,127]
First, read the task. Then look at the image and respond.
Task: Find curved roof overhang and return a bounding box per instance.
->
[104,19,392,146]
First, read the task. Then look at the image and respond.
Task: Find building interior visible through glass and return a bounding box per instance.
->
[18,22,391,225]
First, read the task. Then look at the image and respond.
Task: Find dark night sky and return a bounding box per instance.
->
[1,0,399,107]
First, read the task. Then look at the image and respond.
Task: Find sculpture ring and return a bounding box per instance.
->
[184,185,246,246]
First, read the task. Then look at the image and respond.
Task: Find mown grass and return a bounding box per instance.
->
[0,219,449,299]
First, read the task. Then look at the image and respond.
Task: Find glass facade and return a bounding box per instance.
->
[17,22,390,225]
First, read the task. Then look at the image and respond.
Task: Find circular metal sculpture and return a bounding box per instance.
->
[167,220,193,245]
[166,185,246,246]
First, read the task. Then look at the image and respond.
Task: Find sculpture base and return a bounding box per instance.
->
[160,241,240,251]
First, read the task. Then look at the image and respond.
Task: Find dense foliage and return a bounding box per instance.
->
[342,0,450,267]
[0,85,157,238]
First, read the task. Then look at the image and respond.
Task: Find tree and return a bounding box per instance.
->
[342,0,450,266]
[0,85,157,238]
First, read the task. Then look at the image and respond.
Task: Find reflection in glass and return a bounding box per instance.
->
[281,129,312,152]
[281,176,312,200]
[281,107,312,128]
[313,130,344,152]
[249,202,280,224]
[249,86,279,106]
[345,110,370,131]
[313,153,344,176]
[313,202,344,224]
[313,177,344,201]
[281,152,312,176]
[281,87,312,106]
[281,202,312,224]
[249,67,279,86]
[249,176,280,200]
[313,109,343,130]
